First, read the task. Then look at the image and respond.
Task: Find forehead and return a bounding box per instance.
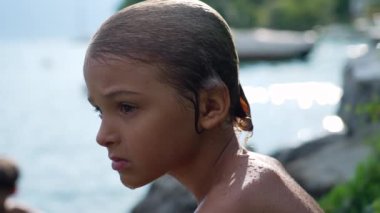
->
[84,55,180,100]
[84,55,159,81]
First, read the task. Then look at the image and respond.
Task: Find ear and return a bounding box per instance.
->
[198,84,230,130]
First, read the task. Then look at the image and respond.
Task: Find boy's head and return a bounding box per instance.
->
[86,0,252,132]
[0,157,19,195]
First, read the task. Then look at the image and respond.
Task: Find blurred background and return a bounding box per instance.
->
[0,0,379,212]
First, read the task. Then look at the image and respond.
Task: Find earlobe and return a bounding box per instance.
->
[198,85,230,130]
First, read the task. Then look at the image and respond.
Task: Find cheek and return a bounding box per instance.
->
[132,112,198,164]
[118,128,197,188]
[122,106,198,179]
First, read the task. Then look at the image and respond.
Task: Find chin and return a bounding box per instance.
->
[120,175,152,189]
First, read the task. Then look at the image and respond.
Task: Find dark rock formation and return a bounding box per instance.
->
[337,46,380,135]
[273,127,374,198]
[131,175,196,213]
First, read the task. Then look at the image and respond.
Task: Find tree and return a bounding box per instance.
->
[117,0,351,30]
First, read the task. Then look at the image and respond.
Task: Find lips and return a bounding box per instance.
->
[110,156,130,171]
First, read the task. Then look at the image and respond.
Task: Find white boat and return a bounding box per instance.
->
[232,28,318,61]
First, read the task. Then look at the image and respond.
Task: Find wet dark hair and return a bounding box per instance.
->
[0,157,19,193]
[86,0,253,132]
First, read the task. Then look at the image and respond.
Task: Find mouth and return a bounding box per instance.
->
[109,156,130,171]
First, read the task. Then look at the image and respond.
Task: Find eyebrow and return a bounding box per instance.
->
[87,90,141,105]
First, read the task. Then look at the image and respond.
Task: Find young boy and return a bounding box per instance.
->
[84,0,324,212]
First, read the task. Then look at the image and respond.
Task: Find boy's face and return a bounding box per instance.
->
[84,56,201,188]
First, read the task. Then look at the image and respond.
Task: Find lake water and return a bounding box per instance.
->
[0,34,364,212]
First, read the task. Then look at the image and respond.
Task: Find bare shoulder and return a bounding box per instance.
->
[197,152,324,213]
[240,152,323,212]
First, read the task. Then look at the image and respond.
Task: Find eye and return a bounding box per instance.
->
[93,106,103,118]
[120,103,136,114]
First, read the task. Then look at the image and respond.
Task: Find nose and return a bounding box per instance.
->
[96,119,119,147]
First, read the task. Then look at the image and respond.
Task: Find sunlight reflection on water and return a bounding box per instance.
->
[242,82,345,150]
[238,36,359,153]
[243,82,342,108]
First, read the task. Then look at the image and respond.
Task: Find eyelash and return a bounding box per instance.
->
[92,103,136,119]
[94,106,103,118]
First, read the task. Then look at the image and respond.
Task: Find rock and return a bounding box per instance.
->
[131,175,196,213]
[337,47,380,135]
[272,125,377,198]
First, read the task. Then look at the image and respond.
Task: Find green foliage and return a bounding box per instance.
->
[373,198,380,212]
[334,0,351,21]
[118,0,142,10]
[268,0,334,30]
[319,134,380,213]
[117,0,352,30]
[356,95,380,123]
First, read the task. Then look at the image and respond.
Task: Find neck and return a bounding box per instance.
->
[169,126,241,202]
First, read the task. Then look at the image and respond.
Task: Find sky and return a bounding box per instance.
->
[0,0,121,39]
